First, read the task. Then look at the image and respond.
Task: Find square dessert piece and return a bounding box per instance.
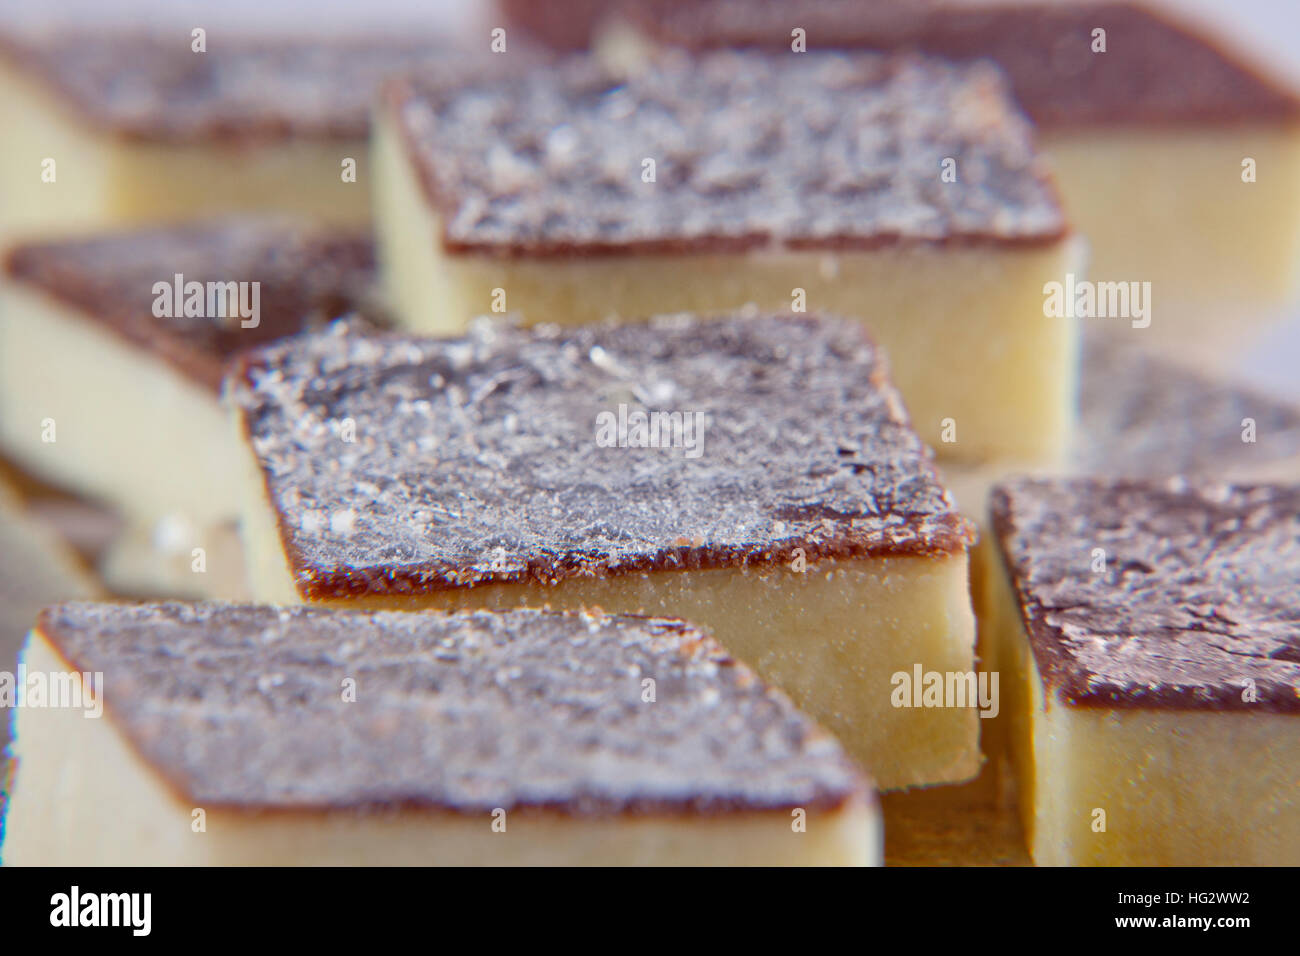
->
[375,50,1081,463]
[987,477,1300,866]
[0,220,376,541]
[0,32,450,239]
[3,603,877,866]
[230,314,981,789]
[599,0,1300,359]
[950,336,1300,766]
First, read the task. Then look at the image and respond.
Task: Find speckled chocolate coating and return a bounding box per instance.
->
[991,477,1300,712]
[618,0,1300,127]
[389,50,1066,255]
[37,602,870,813]
[1076,335,1300,478]
[231,314,973,599]
[4,220,377,393]
[0,31,457,143]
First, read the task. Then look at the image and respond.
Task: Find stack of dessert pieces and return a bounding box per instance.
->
[0,0,1297,866]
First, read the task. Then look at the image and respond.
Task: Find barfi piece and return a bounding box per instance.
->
[604,0,1300,350]
[956,337,1300,758]
[3,603,877,866]
[375,51,1081,462]
[0,480,100,762]
[0,220,376,539]
[230,314,982,789]
[0,32,453,238]
[988,477,1300,866]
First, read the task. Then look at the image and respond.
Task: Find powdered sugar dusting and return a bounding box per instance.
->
[232,314,972,598]
[40,602,870,813]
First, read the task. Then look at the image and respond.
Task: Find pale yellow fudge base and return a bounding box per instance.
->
[99,518,249,601]
[239,444,981,790]
[0,58,369,240]
[986,548,1300,867]
[2,633,878,866]
[0,283,240,527]
[373,106,1082,464]
[1043,125,1300,366]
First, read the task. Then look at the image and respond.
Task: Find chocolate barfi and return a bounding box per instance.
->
[229,313,982,789]
[579,0,1300,349]
[952,337,1300,761]
[0,31,453,237]
[0,220,376,556]
[3,603,877,866]
[375,50,1081,462]
[987,477,1300,865]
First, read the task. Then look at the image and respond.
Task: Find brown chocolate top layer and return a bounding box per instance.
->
[1076,335,1300,478]
[38,602,869,814]
[625,1,1300,127]
[231,314,973,600]
[0,31,456,143]
[390,50,1066,256]
[4,220,377,393]
[991,477,1300,712]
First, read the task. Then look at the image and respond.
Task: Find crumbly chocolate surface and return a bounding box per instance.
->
[991,477,1300,712]
[391,50,1066,255]
[37,602,869,814]
[231,314,973,599]
[0,31,456,142]
[625,0,1300,127]
[1076,335,1300,477]
[4,220,377,392]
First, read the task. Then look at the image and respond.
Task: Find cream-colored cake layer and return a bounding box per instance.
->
[989,575,1300,866]
[0,59,368,240]
[99,518,249,601]
[0,283,240,526]
[238,431,980,791]
[1042,125,1300,365]
[373,106,1082,465]
[2,633,878,866]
